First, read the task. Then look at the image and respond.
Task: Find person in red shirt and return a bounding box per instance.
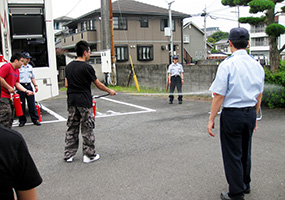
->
[0,52,33,128]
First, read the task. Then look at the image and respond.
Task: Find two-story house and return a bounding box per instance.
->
[58,0,189,65]
[54,16,73,48]
[183,21,213,63]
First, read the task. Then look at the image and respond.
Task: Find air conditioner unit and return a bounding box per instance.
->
[164,27,171,37]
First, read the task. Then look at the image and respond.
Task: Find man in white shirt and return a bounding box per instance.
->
[208,27,264,200]
[167,55,184,104]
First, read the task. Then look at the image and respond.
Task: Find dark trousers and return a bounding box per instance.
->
[220,108,256,197]
[18,84,39,124]
[169,76,182,102]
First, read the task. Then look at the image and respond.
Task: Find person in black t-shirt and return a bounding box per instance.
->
[0,124,42,200]
[64,40,116,163]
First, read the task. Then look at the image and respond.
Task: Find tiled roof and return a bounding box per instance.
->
[109,0,189,17]
[66,0,190,26]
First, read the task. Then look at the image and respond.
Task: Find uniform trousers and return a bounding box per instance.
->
[64,106,96,160]
[169,76,183,102]
[220,107,256,198]
[18,83,39,124]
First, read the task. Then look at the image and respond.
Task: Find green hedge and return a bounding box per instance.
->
[262,61,285,108]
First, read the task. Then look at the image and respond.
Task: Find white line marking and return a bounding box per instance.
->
[95,97,156,118]
[96,110,154,118]
[100,97,156,112]
[41,105,66,121]
[13,97,156,126]
[12,105,66,127]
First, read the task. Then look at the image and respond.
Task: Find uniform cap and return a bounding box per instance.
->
[228,27,249,41]
[173,55,178,59]
[22,52,32,59]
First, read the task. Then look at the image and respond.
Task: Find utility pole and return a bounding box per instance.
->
[101,0,111,85]
[109,0,116,85]
[238,5,240,27]
[202,6,207,60]
[168,1,175,59]
[101,0,111,50]
[231,6,240,27]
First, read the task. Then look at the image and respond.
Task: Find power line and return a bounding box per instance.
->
[207,0,217,10]
[60,0,83,18]
[208,7,232,14]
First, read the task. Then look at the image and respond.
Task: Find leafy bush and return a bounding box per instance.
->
[262,61,285,108]
[262,84,285,109]
[264,61,285,87]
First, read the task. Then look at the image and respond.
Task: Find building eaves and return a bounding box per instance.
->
[54,16,74,21]
[183,21,204,35]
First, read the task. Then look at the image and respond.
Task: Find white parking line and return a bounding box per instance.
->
[12,105,66,127]
[95,97,156,118]
[40,105,66,123]
[13,97,156,126]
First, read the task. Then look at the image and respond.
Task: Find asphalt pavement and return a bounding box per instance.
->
[13,89,285,200]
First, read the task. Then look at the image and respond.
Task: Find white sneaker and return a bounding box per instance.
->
[83,154,100,163]
[65,156,73,162]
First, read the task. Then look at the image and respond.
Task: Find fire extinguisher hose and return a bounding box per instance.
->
[92,93,110,99]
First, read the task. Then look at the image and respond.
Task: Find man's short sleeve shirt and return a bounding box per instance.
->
[209,50,265,108]
[19,64,35,83]
[168,63,184,76]
[65,61,97,108]
[0,63,19,98]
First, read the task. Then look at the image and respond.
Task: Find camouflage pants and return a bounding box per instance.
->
[0,98,14,128]
[64,106,96,160]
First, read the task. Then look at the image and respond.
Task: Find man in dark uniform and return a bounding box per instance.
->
[18,52,41,127]
[207,27,264,200]
[167,55,184,104]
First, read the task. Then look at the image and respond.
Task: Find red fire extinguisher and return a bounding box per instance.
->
[92,100,96,118]
[12,93,23,117]
[35,102,42,122]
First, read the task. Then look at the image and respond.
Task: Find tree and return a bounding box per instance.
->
[207,37,216,44]
[210,31,229,42]
[222,0,285,71]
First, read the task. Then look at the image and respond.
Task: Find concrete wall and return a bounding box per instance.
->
[116,63,218,93]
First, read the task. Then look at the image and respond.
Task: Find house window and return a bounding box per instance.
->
[115,45,129,62]
[252,37,268,46]
[88,19,96,30]
[160,19,175,31]
[183,35,190,43]
[251,23,265,33]
[113,17,127,30]
[137,45,153,61]
[81,21,87,31]
[140,17,148,28]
